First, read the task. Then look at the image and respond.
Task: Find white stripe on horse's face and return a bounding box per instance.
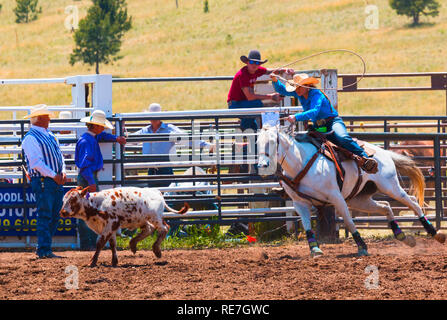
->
[257,126,279,176]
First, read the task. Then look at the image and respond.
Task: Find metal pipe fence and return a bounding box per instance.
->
[2,71,447,240]
[2,116,447,232]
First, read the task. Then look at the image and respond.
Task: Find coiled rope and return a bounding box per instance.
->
[272,49,367,91]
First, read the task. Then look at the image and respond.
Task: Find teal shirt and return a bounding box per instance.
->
[273,80,338,123]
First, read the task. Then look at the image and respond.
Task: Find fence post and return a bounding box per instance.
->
[433,135,442,230]
[317,69,339,242]
[316,206,338,243]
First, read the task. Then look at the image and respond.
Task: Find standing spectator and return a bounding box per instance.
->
[21,104,67,259]
[131,103,214,188]
[58,111,74,182]
[75,110,127,250]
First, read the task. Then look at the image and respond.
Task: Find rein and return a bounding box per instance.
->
[271,128,328,205]
[269,128,363,205]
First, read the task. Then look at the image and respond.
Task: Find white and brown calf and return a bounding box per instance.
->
[60,186,189,267]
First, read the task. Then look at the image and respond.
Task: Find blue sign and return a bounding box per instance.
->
[0,187,76,236]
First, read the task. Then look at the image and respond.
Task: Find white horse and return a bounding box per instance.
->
[257,125,445,257]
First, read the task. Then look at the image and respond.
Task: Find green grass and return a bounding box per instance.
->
[116,225,252,251]
[0,0,447,119]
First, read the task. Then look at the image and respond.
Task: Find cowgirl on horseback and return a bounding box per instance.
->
[270,73,378,174]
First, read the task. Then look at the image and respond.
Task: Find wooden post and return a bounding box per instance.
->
[316,206,338,243]
[317,70,339,242]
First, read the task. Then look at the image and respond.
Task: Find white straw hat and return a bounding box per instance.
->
[285,73,320,92]
[59,111,72,119]
[80,110,113,129]
[23,104,55,119]
[146,103,162,113]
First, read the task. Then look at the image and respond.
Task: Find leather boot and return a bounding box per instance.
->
[360,157,378,174]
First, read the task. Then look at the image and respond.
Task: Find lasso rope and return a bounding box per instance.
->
[272,48,367,91]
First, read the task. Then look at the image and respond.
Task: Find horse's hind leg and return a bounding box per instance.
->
[347,195,416,247]
[376,180,445,244]
[329,194,369,256]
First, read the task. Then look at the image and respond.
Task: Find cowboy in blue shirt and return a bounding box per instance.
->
[271,73,378,173]
[75,110,126,249]
[76,110,126,192]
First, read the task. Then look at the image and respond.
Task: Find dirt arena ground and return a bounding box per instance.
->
[1,237,447,300]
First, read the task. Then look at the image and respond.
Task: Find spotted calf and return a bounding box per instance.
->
[60,186,189,267]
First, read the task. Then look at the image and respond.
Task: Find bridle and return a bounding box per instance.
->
[260,125,328,206]
[258,125,292,170]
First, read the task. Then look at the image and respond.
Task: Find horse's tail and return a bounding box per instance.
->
[389,151,425,207]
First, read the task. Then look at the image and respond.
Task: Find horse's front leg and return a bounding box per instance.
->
[291,201,324,258]
[330,194,369,257]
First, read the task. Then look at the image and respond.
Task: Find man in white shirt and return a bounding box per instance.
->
[131,103,214,188]
[21,105,67,259]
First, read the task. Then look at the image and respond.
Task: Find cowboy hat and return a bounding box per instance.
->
[285,73,320,92]
[80,110,113,130]
[240,49,268,64]
[23,104,55,119]
[58,111,72,119]
[145,103,162,113]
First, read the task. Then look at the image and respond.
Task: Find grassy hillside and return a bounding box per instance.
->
[0,0,446,119]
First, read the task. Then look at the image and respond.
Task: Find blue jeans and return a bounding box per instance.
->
[228,99,263,131]
[326,117,368,158]
[30,177,64,257]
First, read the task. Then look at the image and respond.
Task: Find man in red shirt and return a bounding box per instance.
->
[225,50,293,237]
[227,49,294,131]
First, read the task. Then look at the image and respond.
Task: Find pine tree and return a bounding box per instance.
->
[14,0,42,23]
[389,0,440,26]
[69,0,132,74]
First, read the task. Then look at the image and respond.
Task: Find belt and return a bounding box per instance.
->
[315,117,336,127]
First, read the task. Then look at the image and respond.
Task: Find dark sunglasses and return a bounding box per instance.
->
[248,60,262,65]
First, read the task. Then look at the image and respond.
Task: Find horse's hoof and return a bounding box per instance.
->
[310,247,324,258]
[434,233,446,244]
[402,235,416,247]
[357,248,370,257]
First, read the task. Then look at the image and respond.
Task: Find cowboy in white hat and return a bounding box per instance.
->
[58,111,73,135]
[76,110,126,192]
[130,103,214,188]
[21,104,67,259]
[271,73,378,173]
[75,109,127,250]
